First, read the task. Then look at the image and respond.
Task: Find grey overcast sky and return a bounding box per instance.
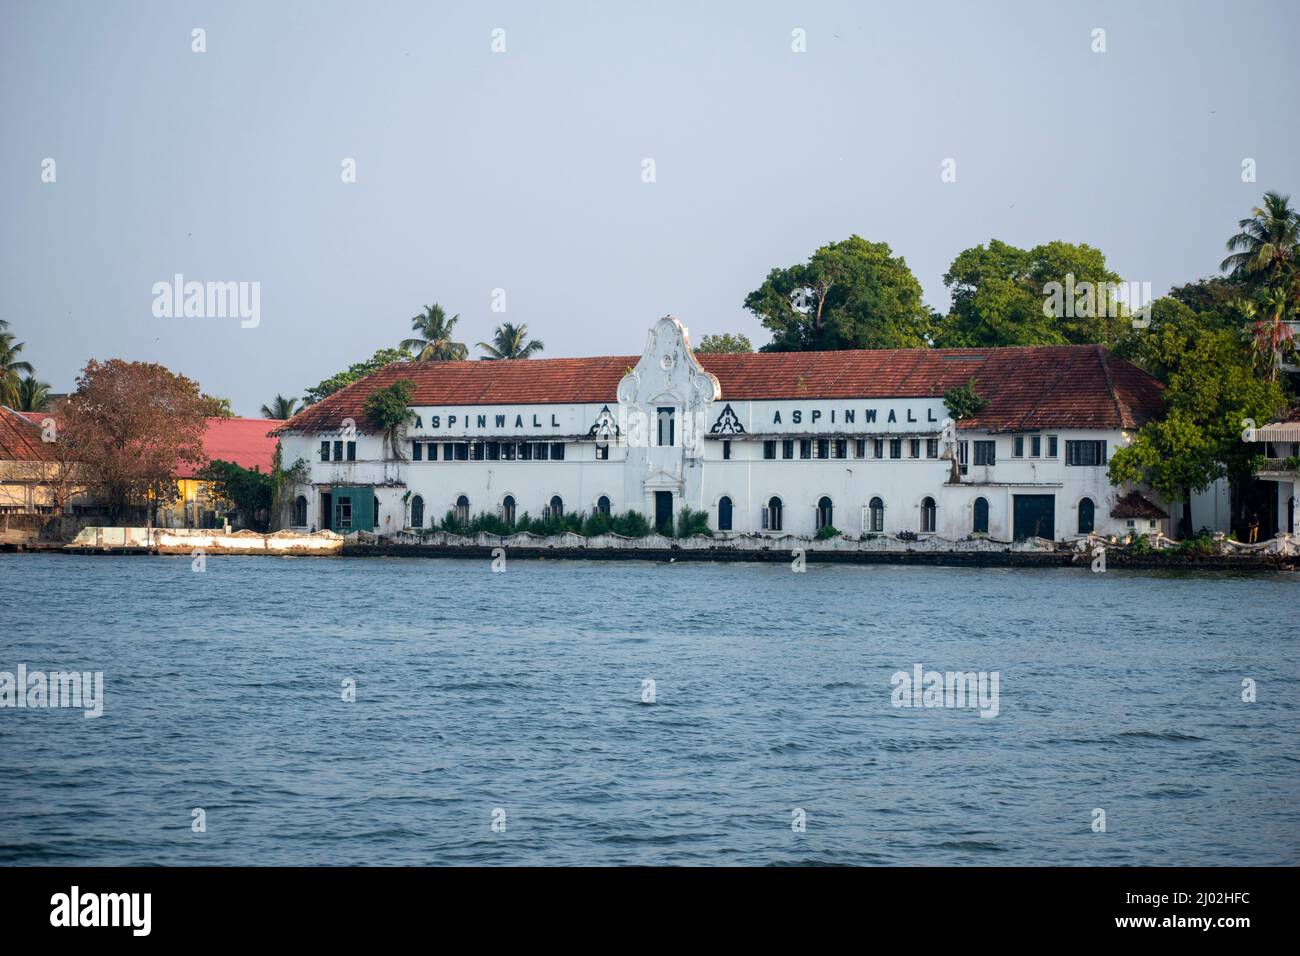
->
[3,0,1298,415]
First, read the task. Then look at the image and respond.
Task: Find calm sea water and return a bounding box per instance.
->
[0,553,1296,866]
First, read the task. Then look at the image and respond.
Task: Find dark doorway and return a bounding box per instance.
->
[654,491,673,535]
[320,492,332,531]
[1013,494,1055,541]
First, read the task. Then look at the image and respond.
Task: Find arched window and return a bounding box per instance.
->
[455,495,470,525]
[548,495,564,519]
[596,495,611,517]
[816,496,833,530]
[501,495,516,526]
[869,497,884,533]
[410,494,424,529]
[973,497,989,535]
[293,495,307,527]
[1078,497,1095,535]
[718,496,733,531]
[921,497,936,533]
[765,496,783,532]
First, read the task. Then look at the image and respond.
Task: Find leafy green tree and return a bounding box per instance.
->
[261,394,300,419]
[303,347,411,405]
[934,239,1126,347]
[1109,297,1286,537]
[478,322,544,359]
[364,379,416,460]
[1220,190,1300,290]
[196,458,274,531]
[942,378,986,421]
[695,333,753,354]
[401,304,467,361]
[0,320,35,408]
[744,236,935,351]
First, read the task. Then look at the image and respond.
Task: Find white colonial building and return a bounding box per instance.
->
[276,316,1174,542]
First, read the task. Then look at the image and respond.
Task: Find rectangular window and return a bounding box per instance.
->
[722,439,731,460]
[889,438,901,459]
[800,439,812,460]
[834,438,847,459]
[1013,436,1024,458]
[909,438,920,459]
[551,442,565,460]
[1031,435,1042,457]
[534,442,548,461]
[333,440,343,461]
[320,441,330,462]
[1065,440,1107,466]
[656,407,675,447]
[337,497,352,529]
[515,442,527,461]
[855,438,866,459]
[596,443,609,460]
[958,440,969,475]
[763,440,777,460]
[346,441,356,461]
[470,443,485,461]
[426,442,437,461]
[412,441,423,461]
[782,439,794,459]
[926,438,938,458]
[874,438,884,459]
[815,438,829,459]
[453,442,469,461]
[1047,435,1058,458]
[486,441,500,461]
[973,440,996,466]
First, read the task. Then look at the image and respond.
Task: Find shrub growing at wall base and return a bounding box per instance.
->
[815,524,841,540]
[675,507,712,538]
[431,508,655,538]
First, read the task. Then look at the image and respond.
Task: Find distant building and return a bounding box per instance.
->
[1253,411,1300,536]
[9,411,281,528]
[165,417,282,528]
[275,315,1179,542]
[0,406,82,516]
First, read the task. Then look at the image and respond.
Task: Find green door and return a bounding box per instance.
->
[1013,494,1055,541]
[329,486,374,532]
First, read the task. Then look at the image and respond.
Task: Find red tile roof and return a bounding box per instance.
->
[175,417,282,478]
[0,406,62,462]
[277,345,1164,434]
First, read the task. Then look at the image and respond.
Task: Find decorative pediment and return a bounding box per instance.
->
[617,315,721,411]
[709,403,745,435]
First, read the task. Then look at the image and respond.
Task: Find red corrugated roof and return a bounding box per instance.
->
[14,413,282,476]
[275,345,1165,434]
[0,406,62,461]
[175,417,282,478]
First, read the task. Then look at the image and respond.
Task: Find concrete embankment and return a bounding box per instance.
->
[61,527,343,556]
[342,541,1296,571]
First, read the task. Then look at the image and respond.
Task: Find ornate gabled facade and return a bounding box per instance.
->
[275,315,1177,542]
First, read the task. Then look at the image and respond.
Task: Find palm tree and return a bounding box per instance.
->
[400,304,468,361]
[0,321,35,408]
[478,322,544,360]
[15,375,50,412]
[1243,289,1296,382]
[260,394,300,419]
[1221,191,1300,288]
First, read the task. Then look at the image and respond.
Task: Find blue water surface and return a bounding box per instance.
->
[0,553,1296,865]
